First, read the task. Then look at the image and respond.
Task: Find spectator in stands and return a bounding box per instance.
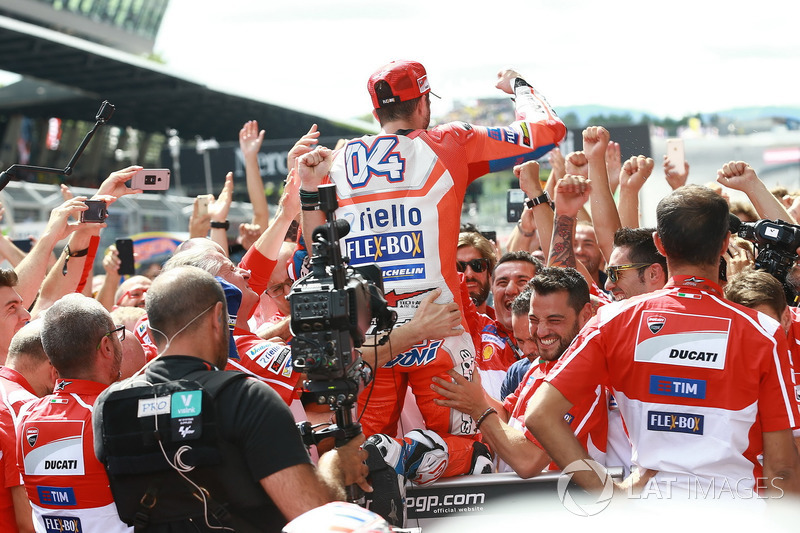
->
[575,224,605,286]
[433,267,600,478]
[0,319,55,533]
[457,232,497,314]
[604,227,668,301]
[527,184,800,498]
[729,199,758,223]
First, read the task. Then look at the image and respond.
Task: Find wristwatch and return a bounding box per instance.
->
[64,244,89,258]
[525,192,554,210]
[210,220,230,230]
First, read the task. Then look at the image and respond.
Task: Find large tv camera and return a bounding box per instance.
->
[290,183,397,454]
[732,216,800,306]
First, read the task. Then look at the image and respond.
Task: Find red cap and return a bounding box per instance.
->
[367,60,433,109]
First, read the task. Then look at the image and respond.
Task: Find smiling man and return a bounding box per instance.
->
[466,252,541,400]
[432,266,605,478]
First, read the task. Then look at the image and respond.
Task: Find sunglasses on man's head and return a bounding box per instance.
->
[456,259,490,273]
[605,263,652,283]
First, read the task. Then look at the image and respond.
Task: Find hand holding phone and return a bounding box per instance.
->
[115,238,135,276]
[80,200,108,223]
[196,194,213,217]
[666,139,685,173]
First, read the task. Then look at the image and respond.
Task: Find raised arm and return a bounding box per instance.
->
[208,172,234,255]
[514,161,553,258]
[617,155,655,229]
[663,155,689,190]
[31,216,103,317]
[95,244,121,311]
[15,197,88,308]
[717,161,795,222]
[564,151,592,223]
[548,175,596,285]
[239,120,270,229]
[582,127,620,262]
[298,147,334,250]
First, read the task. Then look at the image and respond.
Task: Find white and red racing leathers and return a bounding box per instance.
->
[325,80,565,477]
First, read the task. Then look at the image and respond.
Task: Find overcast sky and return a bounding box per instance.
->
[154,0,800,125]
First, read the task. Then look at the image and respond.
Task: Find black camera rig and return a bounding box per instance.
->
[290,184,397,453]
[733,217,800,306]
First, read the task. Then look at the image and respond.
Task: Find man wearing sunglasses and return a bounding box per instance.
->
[528,185,800,499]
[456,232,496,315]
[16,294,130,532]
[604,228,667,301]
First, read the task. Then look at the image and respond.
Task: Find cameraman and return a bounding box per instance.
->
[94,266,369,532]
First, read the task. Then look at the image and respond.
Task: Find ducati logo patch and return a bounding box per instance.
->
[26,427,38,447]
[647,315,666,334]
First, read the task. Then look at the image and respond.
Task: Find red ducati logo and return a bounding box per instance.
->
[647,315,667,334]
[26,427,38,447]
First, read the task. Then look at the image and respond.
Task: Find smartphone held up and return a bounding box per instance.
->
[666,139,685,172]
[131,169,170,191]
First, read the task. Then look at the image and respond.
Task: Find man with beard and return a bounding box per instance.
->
[456,232,496,314]
[432,267,606,477]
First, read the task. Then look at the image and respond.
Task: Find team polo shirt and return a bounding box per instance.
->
[16,379,131,533]
[0,367,38,531]
[546,275,798,496]
[502,359,607,472]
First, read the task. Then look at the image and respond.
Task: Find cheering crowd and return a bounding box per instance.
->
[1,59,800,532]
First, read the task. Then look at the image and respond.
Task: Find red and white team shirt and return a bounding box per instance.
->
[502,359,607,472]
[0,367,38,532]
[16,379,131,533]
[547,276,799,497]
[329,83,565,438]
